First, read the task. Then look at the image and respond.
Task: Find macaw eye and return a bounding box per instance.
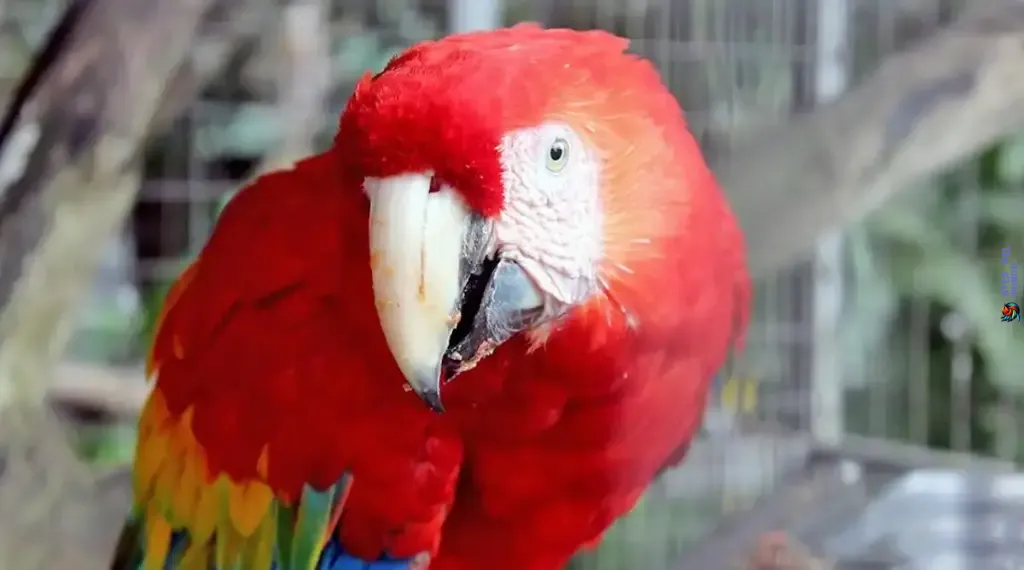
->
[546,138,570,173]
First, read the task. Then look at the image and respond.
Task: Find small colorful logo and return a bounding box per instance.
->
[1002,302,1020,323]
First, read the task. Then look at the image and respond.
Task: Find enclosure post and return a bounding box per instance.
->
[810,0,849,446]
[447,0,503,33]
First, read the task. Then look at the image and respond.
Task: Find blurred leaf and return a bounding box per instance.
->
[73,424,138,467]
[980,191,1024,228]
[840,225,899,388]
[333,32,386,80]
[869,194,1023,388]
[998,132,1024,186]
[845,132,1024,461]
[0,31,31,77]
[194,103,281,158]
[570,493,721,570]
[976,146,1002,188]
[140,281,173,348]
[374,0,415,26]
[195,28,416,161]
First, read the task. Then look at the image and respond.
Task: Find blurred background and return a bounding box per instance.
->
[1,0,1023,568]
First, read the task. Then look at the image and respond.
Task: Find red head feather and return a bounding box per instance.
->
[337,24,638,216]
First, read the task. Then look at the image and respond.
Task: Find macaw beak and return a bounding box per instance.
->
[366,174,544,412]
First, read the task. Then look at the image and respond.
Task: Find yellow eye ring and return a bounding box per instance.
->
[546,138,569,172]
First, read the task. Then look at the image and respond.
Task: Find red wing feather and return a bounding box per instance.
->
[132,154,463,567]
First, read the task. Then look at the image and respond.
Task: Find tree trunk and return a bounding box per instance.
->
[0,0,270,568]
[715,0,1024,276]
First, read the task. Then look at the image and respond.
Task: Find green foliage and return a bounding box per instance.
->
[0,0,66,78]
[140,281,174,349]
[193,21,432,161]
[568,493,723,570]
[842,132,1024,461]
[72,424,139,466]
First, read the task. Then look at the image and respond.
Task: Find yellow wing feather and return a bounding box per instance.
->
[132,259,287,569]
[142,504,172,570]
[131,257,350,570]
[133,388,279,569]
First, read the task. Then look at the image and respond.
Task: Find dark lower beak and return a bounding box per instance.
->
[410,251,545,413]
[442,255,546,381]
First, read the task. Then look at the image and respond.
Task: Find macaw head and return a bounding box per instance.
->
[337,25,745,411]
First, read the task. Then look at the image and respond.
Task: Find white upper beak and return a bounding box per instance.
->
[366,174,473,409]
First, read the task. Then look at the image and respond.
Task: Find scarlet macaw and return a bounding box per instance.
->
[111,24,750,570]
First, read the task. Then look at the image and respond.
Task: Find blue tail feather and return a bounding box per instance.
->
[316,536,421,570]
[155,530,420,570]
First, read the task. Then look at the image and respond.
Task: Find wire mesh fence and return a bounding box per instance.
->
[36,0,1021,567]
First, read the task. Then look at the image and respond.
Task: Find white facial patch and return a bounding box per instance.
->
[494,122,603,308]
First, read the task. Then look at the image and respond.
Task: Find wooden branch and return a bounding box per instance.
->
[714,0,1024,277]
[738,532,832,570]
[0,0,271,568]
[50,362,148,418]
[152,0,278,131]
[672,461,858,570]
[42,0,333,422]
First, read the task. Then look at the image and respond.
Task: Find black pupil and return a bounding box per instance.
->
[549,144,563,161]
